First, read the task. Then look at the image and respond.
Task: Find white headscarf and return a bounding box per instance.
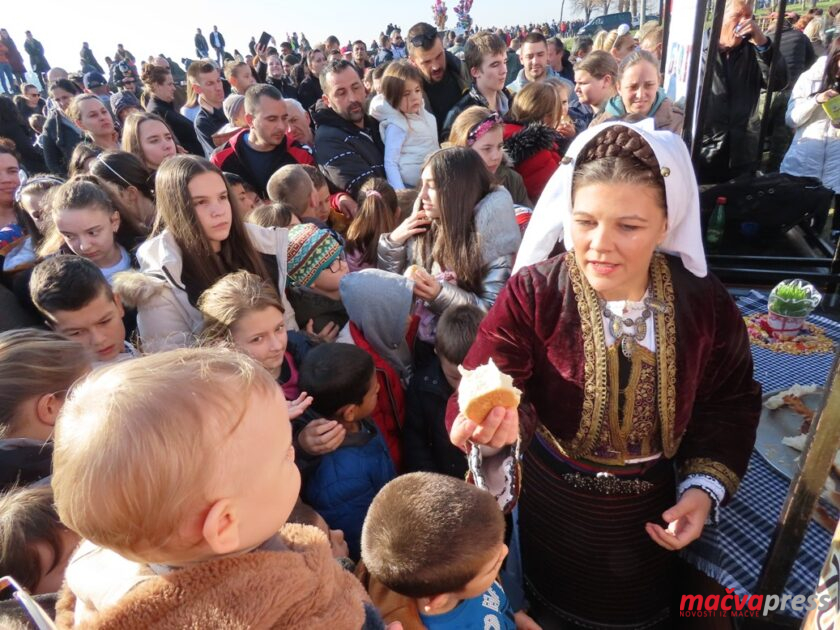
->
[514,120,707,278]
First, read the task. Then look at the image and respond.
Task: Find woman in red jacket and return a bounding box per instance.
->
[503,81,565,202]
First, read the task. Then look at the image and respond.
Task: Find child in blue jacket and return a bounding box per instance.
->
[299,342,395,560]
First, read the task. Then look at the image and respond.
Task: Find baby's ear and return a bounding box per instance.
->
[202,499,240,555]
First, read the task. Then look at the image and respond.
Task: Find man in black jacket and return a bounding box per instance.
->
[195,28,209,59]
[442,30,511,140]
[314,60,384,195]
[698,3,788,184]
[764,14,816,171]
[407,22,470,136]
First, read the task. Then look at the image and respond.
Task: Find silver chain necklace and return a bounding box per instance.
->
[599,296,670,359]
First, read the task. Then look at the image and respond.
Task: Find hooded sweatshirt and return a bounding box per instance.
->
[368,94,439,189]
[337,269,417,469]
[339,269,415,383]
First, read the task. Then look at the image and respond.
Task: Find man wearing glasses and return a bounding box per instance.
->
[16,84,46,120]
[406,22,469,138]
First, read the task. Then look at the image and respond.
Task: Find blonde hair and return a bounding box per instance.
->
[448,105,503,147]
[246,202,296,228]
[510,81,560,127]
[0,329,92,439]
[265,164,313,216]
[52,347,275,561]
[198,270,285,346]
[593,30,610,51]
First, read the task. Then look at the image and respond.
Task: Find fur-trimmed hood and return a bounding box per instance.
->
[113,223,296,352]
[502,122,562,166]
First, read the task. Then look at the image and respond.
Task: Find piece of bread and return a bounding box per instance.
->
[457,359,522,424]
[404,264,420,279]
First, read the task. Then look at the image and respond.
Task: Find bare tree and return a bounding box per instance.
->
[601,0,614,15]
[577,0,598,21]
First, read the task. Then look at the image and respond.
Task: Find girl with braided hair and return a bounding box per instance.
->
[447,121,760,628]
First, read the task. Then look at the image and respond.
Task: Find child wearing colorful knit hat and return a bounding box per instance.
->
[286,223,349,335]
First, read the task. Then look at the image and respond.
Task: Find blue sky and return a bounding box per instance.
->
[2,0,601,73]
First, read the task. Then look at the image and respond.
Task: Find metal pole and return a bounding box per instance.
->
[690,0,727,163]
[682,0,713,153]
[745,348,840,628]
[660,0,672,76]
[755,1,788,172]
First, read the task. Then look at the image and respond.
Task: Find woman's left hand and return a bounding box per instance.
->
[412,268,442,301]
[645,488,711,551]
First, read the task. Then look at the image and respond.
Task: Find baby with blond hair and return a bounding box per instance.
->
[52,347,383,628]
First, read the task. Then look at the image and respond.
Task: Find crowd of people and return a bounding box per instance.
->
[0,2,838,628]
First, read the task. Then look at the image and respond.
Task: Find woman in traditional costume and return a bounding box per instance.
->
[448,121,761,628]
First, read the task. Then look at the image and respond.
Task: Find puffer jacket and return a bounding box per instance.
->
[377,187,520,313]
[313,106,385,195]
[42,111,83,177]
[368,94,439,189]
[766,23,817,88]
[780,56,840,194]
[113,223,297,352]
[302,419,396,560]
[502,121,563,202]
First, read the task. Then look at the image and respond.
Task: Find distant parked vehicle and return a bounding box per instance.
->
[577,12,632,36]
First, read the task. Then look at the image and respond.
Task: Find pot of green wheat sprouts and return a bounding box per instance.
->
[767,280,822,340]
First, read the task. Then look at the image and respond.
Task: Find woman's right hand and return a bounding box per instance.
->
[817,89,839,104]
[449,406,519,451]
[298,419,346,455]
[388,210,431,245]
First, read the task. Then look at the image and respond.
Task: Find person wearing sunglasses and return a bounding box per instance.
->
[406,21,469,135]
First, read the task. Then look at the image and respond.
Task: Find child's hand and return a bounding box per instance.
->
[306,319,339,342]
[389,211,431,245]
[328,528,350,559]
[336,194,358,218]
[557,121,576,138]
[299,419,346,455]
[412,268,442,301]
[287,392,313,420]
[514,610,542,630]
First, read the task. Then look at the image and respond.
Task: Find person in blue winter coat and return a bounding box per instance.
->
[299,342,395,560]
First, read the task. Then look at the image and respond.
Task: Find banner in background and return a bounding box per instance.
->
[662,0,710,138]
